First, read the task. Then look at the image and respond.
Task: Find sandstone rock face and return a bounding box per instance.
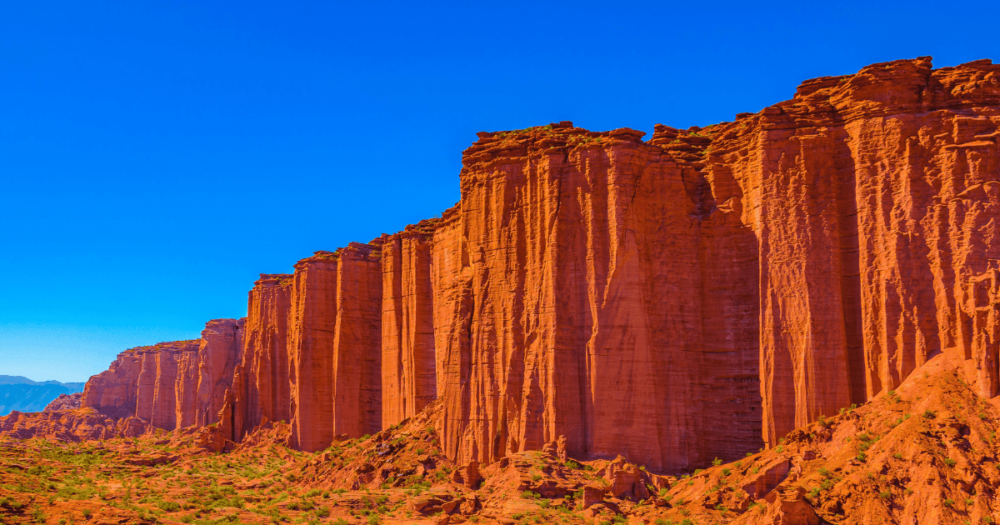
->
[43,392,82,412]
[380,223,437,428]
[431,122,762,472]
[84,340,199,426]
[82,320,243,432]
[0,408,148,441]
[174,343,200,428]
[220,274,292,441]
[195,318,245,426]
[81,349,145,420]
[704,57,1000,444]
[289,243,383,451]
[78,57,1000,474]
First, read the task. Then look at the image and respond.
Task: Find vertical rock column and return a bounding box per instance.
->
[129,341,199,430]
[289,252,340,452]
[430,204,472,459]
[194,319,245,427]
[847,108,1000,397]
[290,244,383,452]
[381,225,437,427]
[752,124,862,446]
[332,243,383,438]
[174,345,200,428]
[221,274,293,441]
[434,125,762,472]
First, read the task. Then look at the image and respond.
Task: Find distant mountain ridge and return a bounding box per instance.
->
[0,375,85,389]
[0,376,86,416]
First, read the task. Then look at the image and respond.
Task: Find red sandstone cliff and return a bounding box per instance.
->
[43,392,82,412]
[289,243,383,451]
[195,318,245,426]
[220,274,292,441]
[0,408,148,441]
[84,340,199,424]
[76,57,1000,475]
[380,222,438,428]
[702,56,1000,445]
[432,122,762,472]
[83,319,244,431]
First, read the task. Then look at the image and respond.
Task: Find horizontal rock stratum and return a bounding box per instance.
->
[77,57,1000,473]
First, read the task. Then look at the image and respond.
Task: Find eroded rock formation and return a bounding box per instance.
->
[380,223,438,428]
[0,408,148,441]
[289,243,383,452]
[43,392,82,412]
[220,274,293,442]
[83,320,244,431]
[703,56,1000,444]
[78,57,1000,474]
[433,123,762,472]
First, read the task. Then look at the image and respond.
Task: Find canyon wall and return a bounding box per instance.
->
[81,57,1000,473]
[431,124,762,471]
[220,274,293,441]
[83,320,244,431]
[380,224,438,428]
[704,56,1000,444]
[288,243,383,452]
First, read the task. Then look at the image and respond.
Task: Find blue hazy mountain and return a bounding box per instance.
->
[0,376,86,416]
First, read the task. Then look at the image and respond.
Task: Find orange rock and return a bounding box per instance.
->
[0,408,148,441]
[221,274,293,441]
[82,320,242,432]
[706,56,1000,445]
[194,318,244,427]
[73,57,1000,478]
[289,243,383,451]
[43,392,82,412]
[434,122,762,472]
[380,224,437,428]
[83,340,198,428]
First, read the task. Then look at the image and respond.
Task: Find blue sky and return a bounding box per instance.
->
[2,0,998,382]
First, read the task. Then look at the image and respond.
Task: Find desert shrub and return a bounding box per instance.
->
[158,501,181,512]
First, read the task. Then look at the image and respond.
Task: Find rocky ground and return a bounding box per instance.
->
[3,354,1000,525]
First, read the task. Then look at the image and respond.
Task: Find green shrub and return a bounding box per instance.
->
[157,501,181,512]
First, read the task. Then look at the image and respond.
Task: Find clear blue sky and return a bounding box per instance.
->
[2,0,998,382]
